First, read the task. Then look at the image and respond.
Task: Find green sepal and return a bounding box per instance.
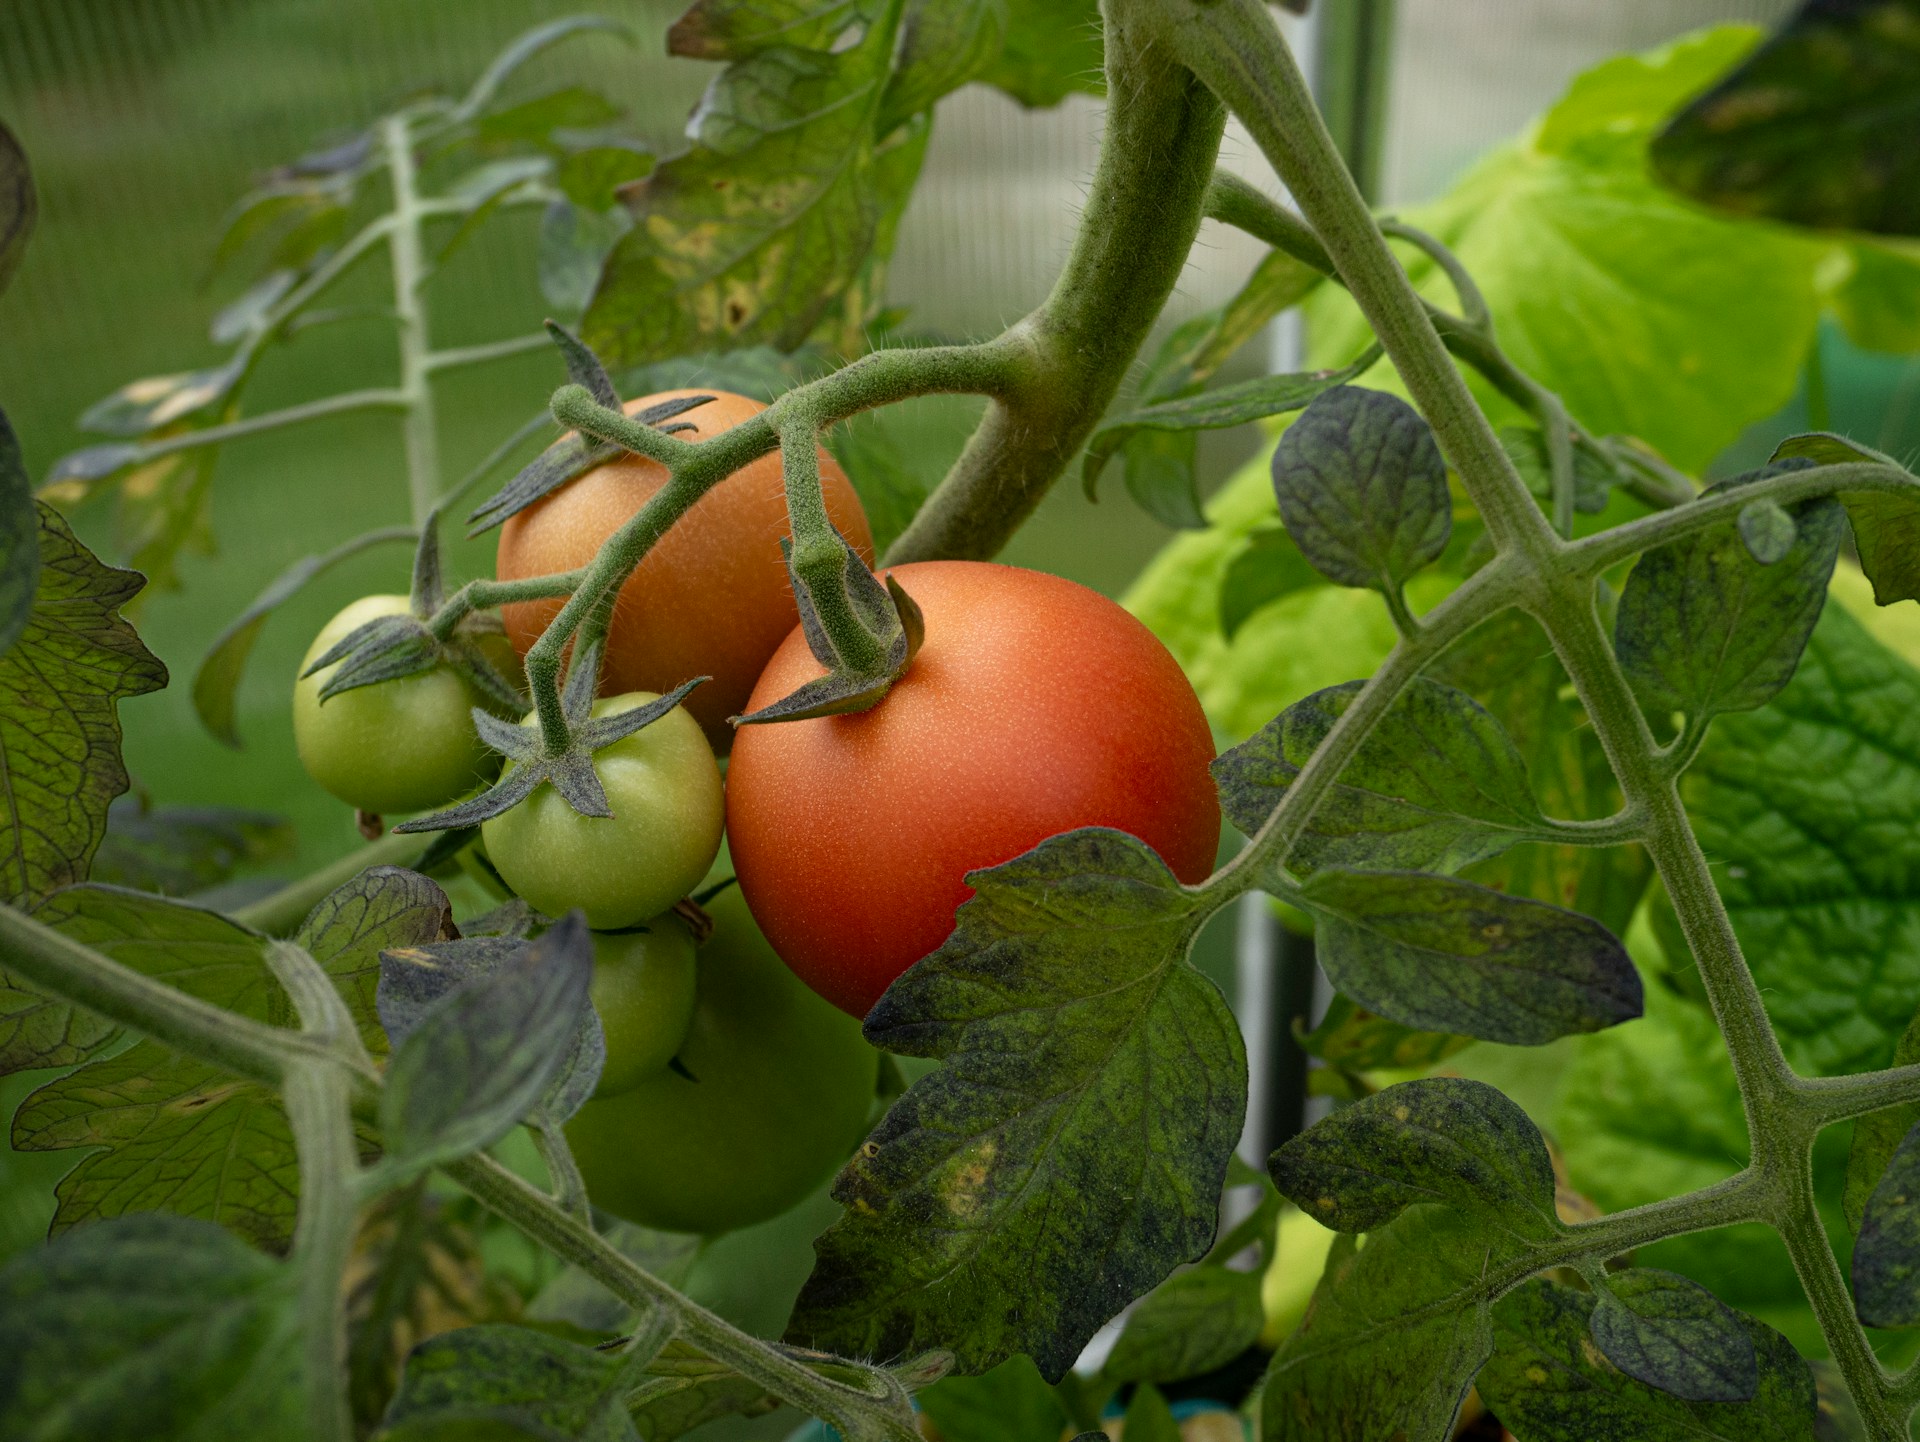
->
[733,548,923,726]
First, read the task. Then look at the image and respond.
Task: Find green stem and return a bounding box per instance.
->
[284,1054,359,1442]
[531,1119,592,1227]
[424,332,551,373]
[384,113,441,528]
[232,829,432,936]
[781,423,887,673]
[427,570,585,642]
[103,389,410,467]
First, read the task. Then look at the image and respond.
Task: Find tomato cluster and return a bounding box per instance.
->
[291,389,1220,1235]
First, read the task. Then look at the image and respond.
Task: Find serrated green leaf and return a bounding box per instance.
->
[1104,1267,1264,1386]
[1262,1207,1537,1442]
[1296,993,1471,1072]
[295,865,454,1059]
[0,1213,302,1441]
[978,0,1102,107]
[1651,0,1920,237]
[90,799,293,897]
[1681,603,1920,1076]
[0,504,166,907]
[917,1355,1068,1442]
[1589,1268,1759,1404]
[788,828,1245,1381]
[382,1324,639,1442]
[1269,1077,1558,1238]
[1771,433,1920,607]
[1270,385,1449,595]
[1477,1277,1816,1441]
[0,118,35,299]
[1297,868,1641,1046]
[1213,678,1546,876]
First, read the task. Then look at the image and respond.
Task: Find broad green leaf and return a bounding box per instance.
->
[1853,1118,1920,1328]
[382,1324,639,1442]
[1104,1267,1265,1385]
[1262,1207,1537,1442]
[0,408,34,658]
[583,7,916,365]
[1297,993,1471,1072]
[1478,1277,1816,1441]
[1682,603,1920,1076]
[0,505,166,906]
[1846,1007,1920,1234]
[1829,239,1920,353]
[789,828,1246,1380]
[1296,868,1641,1046]
[1307,28,1821,472]
[1615,464,1843,725]
[1217,525,1322,640]
[1270,386,1449,595]
[1771,432,1920,607]
[0,1213,302,1441]
[978,0,1103,107]
[90,800,293,897]
[1212,678,1546,876]
[0,118,34,298]
[539,198,633,315]
[1589,1268,1759,1404]
[917,1355,1068,1442]
[1651,0,1920,237]
[296,865,455,1058]
[1268,1077,1558,1238]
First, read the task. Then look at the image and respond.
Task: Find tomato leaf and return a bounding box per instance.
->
[0,408,37,660]
[1294,868,1641,1046]
[1651,0,1920,237]
[0,504,166,908]
[1213,678,1547,876]
[1216,524,1322,639]
[1770,432,1920,607]
[295,865,455,1059]
[0,1213,303,1440]
[978,0,1103,107]
[1499,424,1616,516]
[1103,1267,1265,1386]
[90,798,294,898]
[1846,1008,1920,1235]
[1615,462,1843,726]
[1121,1383,1181,1442]
[1296,992,1471,1072]
[917,1356,1067,1442]
[1269,1077,1559,1238]
[1270,385,1450,596]
[1477,1278,1816,1441]
[382,1323,647,1442]
[788,828,1245,1381]
[1852,1118,1920,1328]
[1588,1268,1760,1404]
[0,118,34,299]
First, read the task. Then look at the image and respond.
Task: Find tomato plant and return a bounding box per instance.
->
[4,3,1920,1442]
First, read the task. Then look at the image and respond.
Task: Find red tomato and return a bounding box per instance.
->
[725,560,1221,1017]
[495,390,873,751]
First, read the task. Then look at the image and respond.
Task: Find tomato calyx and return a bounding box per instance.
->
[394,641,706,833]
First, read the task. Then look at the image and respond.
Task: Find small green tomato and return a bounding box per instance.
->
[589,911,699,1097]
[293,594,503,816]
[481,692,724,930]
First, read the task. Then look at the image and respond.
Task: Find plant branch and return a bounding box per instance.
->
[424,332,552,373]
[104,389,411,468]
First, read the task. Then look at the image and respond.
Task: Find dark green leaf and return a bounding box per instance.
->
[789,828,1246,1381]
[1270,385,1450,595]
[1478,1277,1816,1441]
[1217,524,1324,639]
[0,1213,302,1440]
[1854,1116,1920,1327]
[382,1324,638,1442]
[1269,1077,1558,1237]
[979,0,1104,107]
[295,865,454,1059]
[881,0,1010,133]
[1771,432,1920,606]
[0,407,36,658]
[1117,428,1205,531]
[91,799,294,896]
[378,916,598,1175]
[1589,1268,1759,1404]
[1297,992,1471,1072]
[1263,1207,1535,1442]
[1104,1267,1264,1385]
[1213,678,1546,875]
[0,118,35,297]
[1680,603,1920,1076]
[1651,0,1920,236]
[1846,1008,1920,1233]
[1296,868,1641,1046]
[1615,463,1843,724]
[0,504,166,907]
[1121,1384,1180,1442]
[917,1355,1068,1442]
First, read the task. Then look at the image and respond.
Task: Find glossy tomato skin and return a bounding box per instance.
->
[726,561,1221,1017]
[495,390,873,750]
[293,594,503,815]
[481,692,724,930]
[566,885,878,1234]
[589,912,698,1098]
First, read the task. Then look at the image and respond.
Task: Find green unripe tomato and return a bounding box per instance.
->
[566,885,879,1234]
[589,912,698,1098]
[293,594,502,816]
[481,692,723,930]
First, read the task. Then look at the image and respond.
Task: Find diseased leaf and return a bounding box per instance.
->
[1270,385,1449,596]
[1846,1007,1920,1234]
[78,357,250,439]
[382,1324,640,1442]
[0,1213,302,1441]
[1651,0,1920,237]
[1212,678,1546,876]
[1104,1267,1264,1386]
[295,865,455,1059]
[91,799,294,897]
[1770,432,1920,607]
[917,1356,1068,1442]
[0,408,35,658]
[1478,1277,1816,1441]
[881,0,1009,133]
[1589,1268,1759,1404]
[1853,1117,1920,1328]
[789,828,1246,1381]
[0,504,167,907]
[1296,868,1642,1046]
[1263,1207,1537,1442]
[1269,1077,1559,1237]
